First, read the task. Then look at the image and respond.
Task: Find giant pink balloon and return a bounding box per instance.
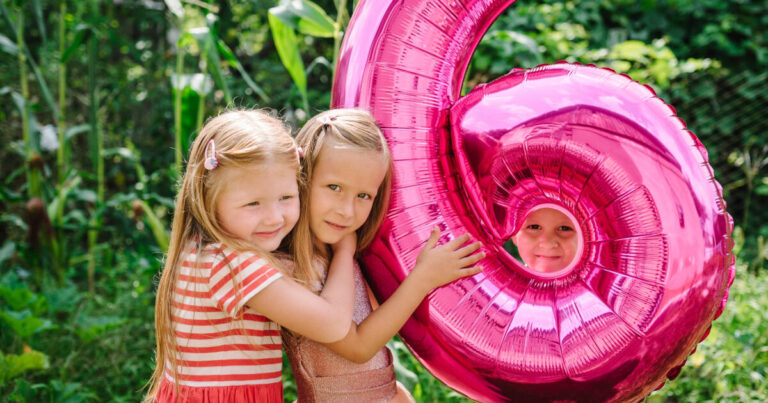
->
[332,1,734,401]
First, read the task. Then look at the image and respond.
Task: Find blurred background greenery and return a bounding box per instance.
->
[1,0,766,401]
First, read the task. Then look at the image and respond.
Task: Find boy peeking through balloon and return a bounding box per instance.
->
[512,204,580,274]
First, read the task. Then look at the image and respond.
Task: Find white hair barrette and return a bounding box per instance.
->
[204,139,218,170]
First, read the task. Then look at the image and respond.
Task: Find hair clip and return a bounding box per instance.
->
[296,146,304,160]
[204,139,218,170]
[318,115,336,131]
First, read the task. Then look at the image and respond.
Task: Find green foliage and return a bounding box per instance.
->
[467,0,723,93]
[269,11,308,111]
[647,268,768,401]
[1,350,50,385]
[0,0,764,401]
[270,0,336,38]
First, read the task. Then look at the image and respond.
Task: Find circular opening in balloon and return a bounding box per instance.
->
[504,203,584,279]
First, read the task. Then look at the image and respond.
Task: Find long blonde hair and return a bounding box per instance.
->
[145,109,299,401]
[288,108,392,290]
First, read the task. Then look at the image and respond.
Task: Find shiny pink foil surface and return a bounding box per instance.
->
[332,1,734,401]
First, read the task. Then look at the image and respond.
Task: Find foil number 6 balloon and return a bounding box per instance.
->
[332,0,735,402]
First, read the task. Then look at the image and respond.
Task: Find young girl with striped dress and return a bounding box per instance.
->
[145,110,358,402]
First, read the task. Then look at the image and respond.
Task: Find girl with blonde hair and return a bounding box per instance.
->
[146,109,356,402]
[283,109,485,402]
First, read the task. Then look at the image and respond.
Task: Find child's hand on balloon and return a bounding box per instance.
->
[411,227,485,293]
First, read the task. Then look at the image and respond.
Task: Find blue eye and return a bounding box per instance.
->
[358,193,372,200]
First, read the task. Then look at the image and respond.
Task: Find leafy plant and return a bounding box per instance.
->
[268,0,342,113]
[0,1,764,402]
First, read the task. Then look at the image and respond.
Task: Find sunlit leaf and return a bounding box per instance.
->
[170,73,213,94]
[188,26,210,43]
[387,339,419,392]
[190,27,232,104]
[268,12,307,107]
[0,213,26,231]
[0,33,18,55]
[1,350,50,381]
[72,188,97,203]
[65,124,90,142]
[270,0,335,38]
[0,242,15,264]
[0,285,33,311]
[305,55,332,76]
[164,0,184,18]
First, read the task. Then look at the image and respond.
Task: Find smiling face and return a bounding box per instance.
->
[513,207,579,273]
[308,140,389,246]
[215,162,300,251]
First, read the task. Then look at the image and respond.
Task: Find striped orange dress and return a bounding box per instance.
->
[156,243,284,402]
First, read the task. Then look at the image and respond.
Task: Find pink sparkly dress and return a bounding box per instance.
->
[282,260,397,402]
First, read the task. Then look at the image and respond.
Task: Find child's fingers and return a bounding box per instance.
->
[454,241,482,257]
[425,226,441,249]
[460,250,486,267]
[443,233,471,250]
[457,265,483,278]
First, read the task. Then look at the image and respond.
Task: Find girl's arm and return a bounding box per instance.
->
[246,234,357,344]
[324,228,484,363]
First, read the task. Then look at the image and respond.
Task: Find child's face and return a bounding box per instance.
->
[512,208,579,273]
[308,140,388,245]
[215,162,300,251]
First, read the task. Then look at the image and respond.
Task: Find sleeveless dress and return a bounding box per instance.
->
[156,243,284,402]
[282,260,397,402]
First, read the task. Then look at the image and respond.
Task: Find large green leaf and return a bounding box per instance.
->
[188,27,232,104]
[270,0,335,38]
[0,286,33,311]
[0,310,56,340]
[268,12,307,109]
[170,78,207,153]
[0,350,50,382]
